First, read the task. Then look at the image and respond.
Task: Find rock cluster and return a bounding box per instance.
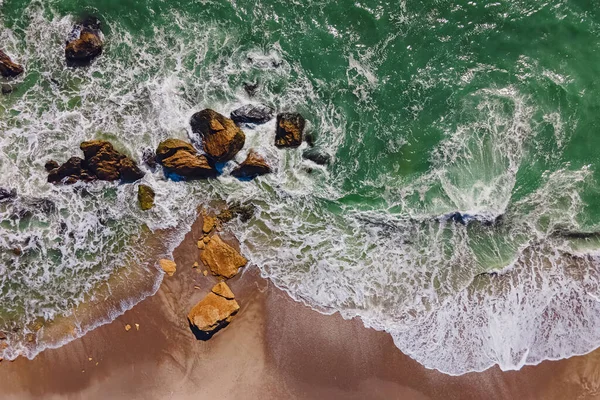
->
[187,282,240,340]
[0,50,24,78]
[47,140,144,184]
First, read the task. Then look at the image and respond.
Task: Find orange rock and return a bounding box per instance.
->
[187,282,239,339]
[190,109,245,162]
[200,235,247,279]
[159,259,176,277]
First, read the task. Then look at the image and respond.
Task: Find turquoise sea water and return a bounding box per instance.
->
[1,0,600,374]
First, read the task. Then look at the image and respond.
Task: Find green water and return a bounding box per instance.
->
[1,0,600,374]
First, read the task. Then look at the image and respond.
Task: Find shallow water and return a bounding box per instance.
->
[1,0,600,375]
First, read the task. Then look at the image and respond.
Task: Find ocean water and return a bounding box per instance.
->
[1,0,600,375]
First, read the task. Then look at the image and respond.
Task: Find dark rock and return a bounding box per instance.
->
[142,148,157,170]
[44,160,59,172]
[302,148,331,165]
[1,84,13,95]
[0,188,17,202]
[243,81,259,97]
[65,18,103,66]
[230,104,274,125]
[275,113,305,148]
[189,109,245,162]
[304,133,315,147]
[0,50,24,78]
[217,203,255,224]
[119,158,145,182]
[231,149,271,180]
[47,157,85,183]
[156,139,217,180]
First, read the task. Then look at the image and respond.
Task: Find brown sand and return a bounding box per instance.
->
[2,216,600,400]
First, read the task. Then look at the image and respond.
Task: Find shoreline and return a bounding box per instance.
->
[1,214,600,399]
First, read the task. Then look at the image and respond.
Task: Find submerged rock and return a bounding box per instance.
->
[190,109,245,162]
[243,80,259,97]
[1,84,14,94]
[200,235,248,279]
[217,203,255,224]
[302,148,331,165]
[156,139,217,179]
[231,149,272,180]
[230,104,274,125]
[275,113,305,148]
[65,18,103,66]
[0,50,24,78]
[138,185,155,211]
[187,282,240,340]
[159,259,176,277]
[141,148,157,170]
[0,188,17,203]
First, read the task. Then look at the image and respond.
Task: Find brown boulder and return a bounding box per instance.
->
[119,158,145,182]
[65,19,103,66]
[0,50,24,78]
[275,113,305,148]
[187,282,240,340]
[231,149,271,180]
[81,140,144,182]
[200,235,247,279]
[190,109,245,162]
[159,259,176,277]
[156,139,217,179]
[47,157,85,184]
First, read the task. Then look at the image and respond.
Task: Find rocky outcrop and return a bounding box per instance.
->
[275,113,305,148]
[156,139,216,179]
[190,109,245,162]
[230,104,274,125]
[138,185,155,211]
[200,235,247,279]
[65,18,103,66]
[0,50,24,78]
[159,259,176,277]
[302,148,331,165]
[231,149,271,180]
[187,282,239,340]
[47,140,144,184]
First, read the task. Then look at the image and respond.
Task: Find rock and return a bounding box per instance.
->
[0,331,6,340]
[0,50,24,78]
[138,185,155,211]
[160,150,216,179]
[305,133,315,147]
[275,113,305,148]
[231,149,272,180]
[12,247,22,256]
[0,188,17,203]
[217,203,255,224]
[189,109,245,162]
[202,214,216,234]
[187,282,240,340]
[44,160,59,172]
[119,158,145,182]
[302,148,331,165]
[159,259,176,277]
[200,235,247,279]
[125,324,131,332]
[155,139,196,162]
[47,157,85,183]
[141,148,157,170]
[230,104,274,125]
[65,18,103,66]
[203,236,211,244]
[1,84,13,94]
[193,262,199,268]
[243,81,259,97]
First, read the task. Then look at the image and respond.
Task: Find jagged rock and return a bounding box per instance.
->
[230,104,274,125]
[44,160,59,172]
[156,139,217,179]
[187,282,239,340]
[217,203,255,224]
[231,149,271,180]
[243,81,259,97]
[202,214,216,234]
[119,158,145,182]
[138,185,155,211]
[159,259,176,277]
[141,148,157,170]
[200,235,247,279]
[190,109,245,162]
[0,188,17,202]
[275,113,305,148]
[302,148,331,165]
[47,157,85,183]
[65,18,103,66]
[0,50,24,78]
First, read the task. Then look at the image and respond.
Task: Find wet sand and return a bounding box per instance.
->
[1,216,600,400]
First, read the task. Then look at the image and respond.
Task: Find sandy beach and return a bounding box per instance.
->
[1,215,600,400]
